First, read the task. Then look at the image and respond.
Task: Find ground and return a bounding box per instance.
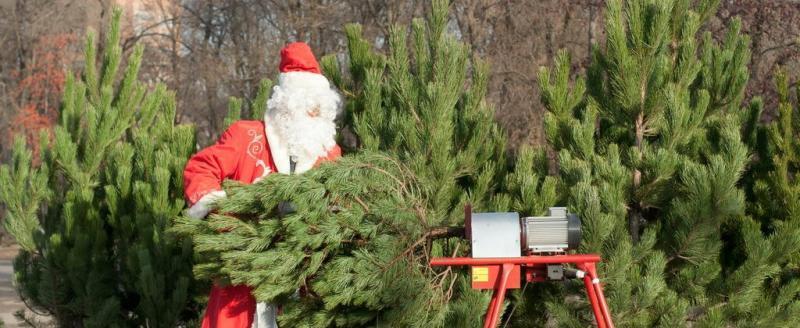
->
[0,244,23,326]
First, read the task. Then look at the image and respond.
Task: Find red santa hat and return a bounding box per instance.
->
[279,42,321,74]
[265,42,341,175]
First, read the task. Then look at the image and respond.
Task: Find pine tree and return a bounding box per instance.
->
[736,69,800,325]
[0,9,198,326]
[174,0,506,326]
[222,78,275,129]
[746,69,800,225]
[321,0,507,219]
[516,0,799,326]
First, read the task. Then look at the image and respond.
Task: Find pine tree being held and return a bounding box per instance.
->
[174,152,488,327]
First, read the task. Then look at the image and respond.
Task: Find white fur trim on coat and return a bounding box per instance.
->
[252,302,278,328]
[185,190,227,219]
[264,119,291,174]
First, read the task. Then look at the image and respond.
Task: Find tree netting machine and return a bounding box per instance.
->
[430,206,615,328]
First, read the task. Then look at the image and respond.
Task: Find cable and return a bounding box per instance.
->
[501,280,530,328]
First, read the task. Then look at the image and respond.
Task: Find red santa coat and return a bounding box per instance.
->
[183,120,340,328]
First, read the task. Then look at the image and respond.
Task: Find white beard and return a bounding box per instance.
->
[265,71,341,174]
[267,106,337,165]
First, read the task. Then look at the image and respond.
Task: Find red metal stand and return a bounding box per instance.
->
[430,254,614,328]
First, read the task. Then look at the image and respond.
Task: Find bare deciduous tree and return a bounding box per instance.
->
[3,0,800,150]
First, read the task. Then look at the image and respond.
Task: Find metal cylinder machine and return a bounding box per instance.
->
[430,206,614,328]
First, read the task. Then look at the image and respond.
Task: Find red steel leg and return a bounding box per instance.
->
[484,290,499,328]
[484,263,514,328]
[578,262,613,328]
[583,262,614,328]
[580,267,606,328]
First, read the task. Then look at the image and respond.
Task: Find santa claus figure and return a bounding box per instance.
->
[183,42,342,328]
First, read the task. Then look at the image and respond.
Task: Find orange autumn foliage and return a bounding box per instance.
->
[5,33,77,157]
[9,104,54,147]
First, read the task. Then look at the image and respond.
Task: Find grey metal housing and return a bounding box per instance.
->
[521,207,582,253]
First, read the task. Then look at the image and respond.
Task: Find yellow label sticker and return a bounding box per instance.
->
[473,267,489,283]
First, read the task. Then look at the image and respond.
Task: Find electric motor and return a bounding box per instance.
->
[521,207,581,253]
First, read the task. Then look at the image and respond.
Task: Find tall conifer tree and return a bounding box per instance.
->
[746,70,800,226]
[516,0,800,326]
[737,69,800,326]
[322,0,507,218]
[0,9,198,326]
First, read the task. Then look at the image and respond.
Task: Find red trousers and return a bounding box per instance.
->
[201,284,256,328]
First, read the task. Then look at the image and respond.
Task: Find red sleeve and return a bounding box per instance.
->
[183,122,246,205]
[328,145,342,160]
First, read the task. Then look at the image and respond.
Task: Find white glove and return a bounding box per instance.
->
[185,190,227,219]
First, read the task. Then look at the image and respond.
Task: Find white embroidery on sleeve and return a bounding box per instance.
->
[247,129,271,181]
